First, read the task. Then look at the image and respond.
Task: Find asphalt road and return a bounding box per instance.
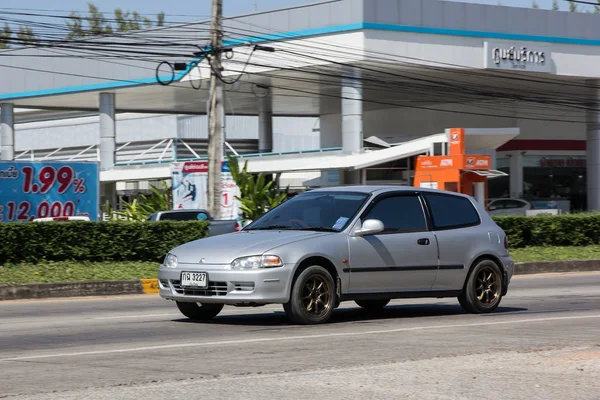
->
[1,272,599,400]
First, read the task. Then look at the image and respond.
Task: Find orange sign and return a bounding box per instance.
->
[417,154,490,170]
[448,128,465,156]
[463,155,491,170]
[418,155,462,169]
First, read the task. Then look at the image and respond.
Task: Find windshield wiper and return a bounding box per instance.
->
[247,225,295,231]
[299,227,339,232]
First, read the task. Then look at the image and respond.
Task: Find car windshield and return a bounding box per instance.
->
[245,191,370,232]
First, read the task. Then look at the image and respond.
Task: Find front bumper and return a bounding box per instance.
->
[158,263,295,305]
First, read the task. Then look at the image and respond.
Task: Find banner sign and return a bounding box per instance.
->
[0,161,99,222]
[172,161,240,220]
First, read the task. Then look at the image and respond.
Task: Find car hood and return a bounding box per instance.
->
[171,230,333,264]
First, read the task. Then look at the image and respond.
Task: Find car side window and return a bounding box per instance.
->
[505,200,525,209]
[491,200,506,209]
[363,195,427,233]
[160,212,203,221]
[423,193,480,230]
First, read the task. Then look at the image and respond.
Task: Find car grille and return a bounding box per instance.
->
[170,280,228,296]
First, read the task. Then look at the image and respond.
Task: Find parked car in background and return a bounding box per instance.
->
[158,186,514,325]
[33,216,91,222]
[487,198,532,216]
[147,209,240,236]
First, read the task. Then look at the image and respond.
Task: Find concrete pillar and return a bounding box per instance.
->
[99,93,117,209]
[587,88,600,210]
[473,182,485,205]
[0,103,15,161]
[341,69,363,155]
[99,92,116,171]
[509,152,524,198]
[258,91,273,153]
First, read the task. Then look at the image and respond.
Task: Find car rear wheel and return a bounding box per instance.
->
[458,259,503,314]
[355,299,390,309]
[176,301,223,320]
[284,265,336,325]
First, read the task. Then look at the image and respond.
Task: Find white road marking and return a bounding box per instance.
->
[2,313,599,362]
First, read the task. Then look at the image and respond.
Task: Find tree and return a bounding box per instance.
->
[0,23,12,49]
[552,0,559,11]
[569,2,578,12]
[114,181,171,221]
[17,26,38,46]
[595,0,600,14]
[532,1,539,9]
[227,155,288,222]
[67,2,165,39]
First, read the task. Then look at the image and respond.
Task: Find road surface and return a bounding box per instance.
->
[1,272,599,399]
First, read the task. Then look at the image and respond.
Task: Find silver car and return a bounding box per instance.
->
[158,186,514,324]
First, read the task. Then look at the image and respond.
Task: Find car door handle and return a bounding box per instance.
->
[417,238,430,245]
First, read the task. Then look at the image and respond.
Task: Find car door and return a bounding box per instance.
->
[504,199,529,215]
[347,192,439,294]
[423,192,484,291]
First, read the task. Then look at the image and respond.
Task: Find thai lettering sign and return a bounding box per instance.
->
[0,161,99,222]
[484,41,552,73]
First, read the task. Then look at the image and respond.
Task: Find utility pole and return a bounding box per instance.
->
[207,0,224,219]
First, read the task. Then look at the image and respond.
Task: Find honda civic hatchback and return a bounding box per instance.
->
[158,186,514,324]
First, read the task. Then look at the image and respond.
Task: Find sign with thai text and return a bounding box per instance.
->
[0,161,99,222]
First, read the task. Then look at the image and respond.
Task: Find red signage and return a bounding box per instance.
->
[182,161,209,173]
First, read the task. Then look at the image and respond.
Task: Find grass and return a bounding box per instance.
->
[509,245,600,263]
[0,261,159,286]
[1,245,600,285]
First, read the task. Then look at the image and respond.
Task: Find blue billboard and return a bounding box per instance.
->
[0,161,99,222]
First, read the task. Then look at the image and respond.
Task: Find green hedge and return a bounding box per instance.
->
[0,221,209,264]
[1,215,599,265]
[493,214,600,248]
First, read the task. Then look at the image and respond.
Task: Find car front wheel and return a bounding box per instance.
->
[284,265,336,325]
[176,301,223,320]
[458,259,503,314]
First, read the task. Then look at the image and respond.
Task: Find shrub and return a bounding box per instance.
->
[0,221,209,264]
[493,213,600,248]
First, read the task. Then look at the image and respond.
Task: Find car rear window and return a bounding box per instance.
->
[159,212,207,221]
[423,193,480,230]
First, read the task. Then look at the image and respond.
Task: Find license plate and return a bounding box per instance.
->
[180,272,208,288]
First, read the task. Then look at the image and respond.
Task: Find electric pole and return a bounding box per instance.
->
[207,0,224,219]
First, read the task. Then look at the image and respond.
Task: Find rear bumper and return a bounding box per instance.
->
[499,255,515,295]
[158,264,295,305]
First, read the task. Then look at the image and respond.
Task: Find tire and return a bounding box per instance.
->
[355,299,390,309]
[176,301,224,320]
[284,265,336,325]
[458,259,503,314]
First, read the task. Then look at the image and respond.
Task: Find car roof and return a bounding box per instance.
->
[307,185,474,199]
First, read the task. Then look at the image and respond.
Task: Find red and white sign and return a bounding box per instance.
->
[172,161,240,219]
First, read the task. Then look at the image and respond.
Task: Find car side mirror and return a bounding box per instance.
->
[355,219,384,236]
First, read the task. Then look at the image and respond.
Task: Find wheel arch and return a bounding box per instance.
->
[462,253,505,293]
[290,255,341,304]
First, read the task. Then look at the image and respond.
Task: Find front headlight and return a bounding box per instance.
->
[231,255,283,270]
[164,253,178,268]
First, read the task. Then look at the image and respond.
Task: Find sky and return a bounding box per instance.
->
[0,0,593,23]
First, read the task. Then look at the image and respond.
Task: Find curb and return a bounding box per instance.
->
[1,260,599,301]
[514,259,600,275]
[0,278,159,301]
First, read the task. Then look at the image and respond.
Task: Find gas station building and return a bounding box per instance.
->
[1,0,600,212]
